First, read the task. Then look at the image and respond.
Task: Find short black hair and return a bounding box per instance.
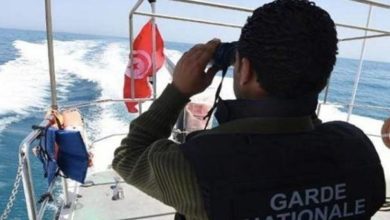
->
[238,0,338,98]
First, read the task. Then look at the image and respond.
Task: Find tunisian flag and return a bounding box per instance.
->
[124,20,165,113]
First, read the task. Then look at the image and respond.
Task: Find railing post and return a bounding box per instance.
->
[317,81,331,116]
[347,5,373,121]
[61,177,71,208]
[19,120,49,220]
[20,149,38,220]
[150,0,158,100]
[129,0,145,115]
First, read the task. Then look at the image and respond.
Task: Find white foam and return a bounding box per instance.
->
[0,40,99,131]
[91,106,129,172]
[0,40,50,133]
[54,41,128,99]
[164,49,182,64]
[0,40,49,115]
[0,115,20,134]
[0,181,7,190]
[0,38,137,170]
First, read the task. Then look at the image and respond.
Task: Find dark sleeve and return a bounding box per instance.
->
[112,84,208,219]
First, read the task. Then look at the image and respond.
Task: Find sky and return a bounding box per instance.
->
[0,0,389,62]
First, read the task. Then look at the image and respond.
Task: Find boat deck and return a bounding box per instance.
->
[60,168,390,220]
[60,170,175,220]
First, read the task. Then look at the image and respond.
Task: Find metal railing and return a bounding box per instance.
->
[131,0,390,43]
[19,120,52,220]
[347,5,373,122]
[318,1,389,122]
[134,11,243,29]
[18,118,73,220]
[86,0,390,155]
[128,0,390,120]
[131,0,390,121]
[350,0,390,9]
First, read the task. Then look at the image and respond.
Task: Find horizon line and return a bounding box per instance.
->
[0,26,389,64]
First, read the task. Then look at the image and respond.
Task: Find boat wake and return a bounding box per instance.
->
[0,39,130,135]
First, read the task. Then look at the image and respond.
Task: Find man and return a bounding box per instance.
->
[113,0,385,219]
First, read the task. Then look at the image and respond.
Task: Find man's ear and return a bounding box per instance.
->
[239,57,253,86]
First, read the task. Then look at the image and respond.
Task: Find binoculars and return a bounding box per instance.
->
[212,41,238,70]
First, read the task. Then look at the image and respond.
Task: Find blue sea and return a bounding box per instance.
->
[0,27,389,219]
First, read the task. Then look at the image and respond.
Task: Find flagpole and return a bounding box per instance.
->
[45,0,58,110]
[129,0,144,101]
[150,0,158,100]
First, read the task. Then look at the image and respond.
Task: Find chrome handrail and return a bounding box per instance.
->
[340,33,390,42]
[350,0,390,9]
[171,0,253,12]
[60,97,156,110]
[347,5,373,122]
[134,12,390,35]
[90,133,128,145]
[128,0,144,103]
[37,179,58,220]
[19,118,72,220]
[170,0,390,34]
[173,0,390,12]
[19,120,49,220]
[150,1,158,100]
[335,23,389,34]
[106,0,390,120]
[318,102,390,111]
[134,11,243,29]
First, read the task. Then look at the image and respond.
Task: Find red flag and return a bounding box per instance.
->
[124,20,165,113]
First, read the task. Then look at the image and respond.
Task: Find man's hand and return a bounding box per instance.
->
[172,38,221,97]
[382,118,390,148]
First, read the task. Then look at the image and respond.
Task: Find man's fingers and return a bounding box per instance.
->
[189,43,204,52]
[197,39,221,67]
[185,39,220,64]
[187,43,205,58]
[172,39,221,97]
[382,118,390,148]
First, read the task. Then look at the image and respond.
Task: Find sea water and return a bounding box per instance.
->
[0,28,389,219]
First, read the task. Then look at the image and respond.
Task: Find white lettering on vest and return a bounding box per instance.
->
[320,186,333,203]
[305,188,319,205]
[328,204,342,219]
[314,206,328,220]
[288,191,304,209]
[355,199,366,215]
[343,201,354,217]
[271,193,287,211]
[276,213,290,220]
[335,183,347,200]
[260,183,367,220]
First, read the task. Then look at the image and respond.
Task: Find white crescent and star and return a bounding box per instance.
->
[125,50,152,79]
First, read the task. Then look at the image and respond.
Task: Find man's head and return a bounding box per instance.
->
[234,0,338,99]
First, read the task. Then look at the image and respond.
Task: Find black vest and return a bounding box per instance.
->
[179,98,386,220]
